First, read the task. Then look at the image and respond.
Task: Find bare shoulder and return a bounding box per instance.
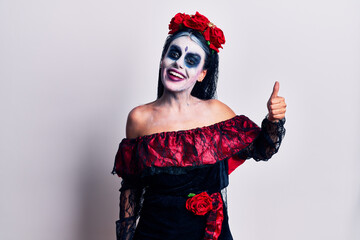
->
[125,104,152,139]
[206,99,236,121]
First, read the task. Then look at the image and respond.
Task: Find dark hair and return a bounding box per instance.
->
[157,28,219,100]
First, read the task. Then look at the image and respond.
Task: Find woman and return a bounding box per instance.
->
[112,12,286,240]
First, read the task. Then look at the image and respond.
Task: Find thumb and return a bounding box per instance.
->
[270,81,280,98]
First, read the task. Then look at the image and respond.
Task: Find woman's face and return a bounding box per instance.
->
[161,36,207,94]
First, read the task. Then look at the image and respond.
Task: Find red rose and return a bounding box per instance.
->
[202,27,211,41]
[186,192,213,215]
[183,11,210,32]
[168,13,190,34]
[209,27,226,52]
[167,12,226,53]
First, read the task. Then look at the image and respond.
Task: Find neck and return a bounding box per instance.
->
[157,89,198,113]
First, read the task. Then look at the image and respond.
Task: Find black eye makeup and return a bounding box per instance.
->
[167,45,181,60]
[185,53,201,68]
[166,44,202,68]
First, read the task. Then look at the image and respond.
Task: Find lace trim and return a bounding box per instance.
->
[115,179,144,240]
[112,116,286,178]
[112,115,261,178]
[236,117,286,161]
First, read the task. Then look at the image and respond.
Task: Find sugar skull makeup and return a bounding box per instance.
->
[161,36,207,93]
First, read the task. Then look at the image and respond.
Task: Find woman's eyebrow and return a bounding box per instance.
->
[186,53,201,59]
[169,45,181,52]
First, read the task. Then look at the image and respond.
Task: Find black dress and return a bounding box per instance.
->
[111,115,286,240]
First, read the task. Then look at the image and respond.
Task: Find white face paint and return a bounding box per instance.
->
[161,36,207,94]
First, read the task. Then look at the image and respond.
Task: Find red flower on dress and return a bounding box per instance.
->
[186,192,213,215]
[168,12,226,53]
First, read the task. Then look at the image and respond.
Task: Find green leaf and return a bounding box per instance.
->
[188,193,196,197]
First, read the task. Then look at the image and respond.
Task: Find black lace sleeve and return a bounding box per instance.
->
[115,178,144,240]
[246,116,286,161]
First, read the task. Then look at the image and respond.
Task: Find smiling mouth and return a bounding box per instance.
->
[168,70,185,80]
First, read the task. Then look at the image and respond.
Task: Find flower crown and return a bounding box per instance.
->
[168,12,225,53]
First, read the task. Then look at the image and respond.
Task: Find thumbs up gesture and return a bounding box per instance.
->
[267,81,287,122]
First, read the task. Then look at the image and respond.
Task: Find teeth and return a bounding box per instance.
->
[169,70,184,79]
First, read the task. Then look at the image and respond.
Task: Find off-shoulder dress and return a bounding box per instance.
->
[111,115,285,240]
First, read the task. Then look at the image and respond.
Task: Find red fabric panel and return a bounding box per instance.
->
[228,155,246,175]
[113,115,260,178]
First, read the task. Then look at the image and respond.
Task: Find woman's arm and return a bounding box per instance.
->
[116,180,144,240]
[125,106,147,139]
[246,116,286,161]
[115,110,145,240]
[214,81,286,161]
[246,81,287,160]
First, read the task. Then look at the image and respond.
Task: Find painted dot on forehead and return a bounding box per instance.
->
[185,46,188,52]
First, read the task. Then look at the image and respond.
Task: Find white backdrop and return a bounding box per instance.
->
[1,0,359,239]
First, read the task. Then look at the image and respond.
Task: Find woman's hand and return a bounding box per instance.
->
[267,81,286,122]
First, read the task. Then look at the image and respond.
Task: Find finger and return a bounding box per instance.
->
[270,81,280,99]
[269,101,286,109]
[269,96,285,105]
[272,114,285,120]
[270,108,287,115]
